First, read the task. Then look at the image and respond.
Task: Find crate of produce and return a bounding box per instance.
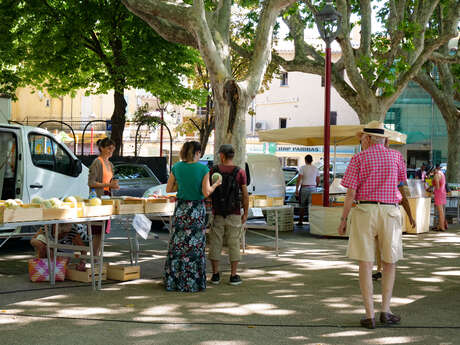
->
[66,263,107,282]
[42,203,79,220]
[144,198,175,214]
[113,198,145,215]
[107,264,140,281]
[263,207,294,232]
[0,203,43,223]
[82,200,114,217]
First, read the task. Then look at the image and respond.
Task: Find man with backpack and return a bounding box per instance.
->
[209,144,249,285]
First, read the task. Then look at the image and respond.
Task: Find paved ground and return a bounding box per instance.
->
[0,218,459,345]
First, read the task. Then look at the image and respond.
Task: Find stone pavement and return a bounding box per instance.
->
[0,220,459,345]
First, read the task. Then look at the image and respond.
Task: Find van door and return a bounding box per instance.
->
[247,154,285,198]
[25,132,88,202]
[0,128,21,200]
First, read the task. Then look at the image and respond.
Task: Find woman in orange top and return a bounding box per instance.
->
[88,138,120,255]
[88,138,119,197]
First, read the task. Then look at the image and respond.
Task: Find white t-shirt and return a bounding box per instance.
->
[299,165,319,186]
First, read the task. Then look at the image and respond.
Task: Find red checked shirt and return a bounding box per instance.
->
[341,144,407,204]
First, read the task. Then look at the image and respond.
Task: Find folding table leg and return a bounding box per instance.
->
[87,222,96,290]
[98,221,105,290]
[44,225,52,286]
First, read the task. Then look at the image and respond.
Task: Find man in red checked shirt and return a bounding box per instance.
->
[338,121,413,329]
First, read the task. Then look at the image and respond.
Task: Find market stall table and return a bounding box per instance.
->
[0,216,110,290]
[246,205,293,256]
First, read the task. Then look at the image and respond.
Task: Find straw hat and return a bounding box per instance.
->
[358,121,388,138]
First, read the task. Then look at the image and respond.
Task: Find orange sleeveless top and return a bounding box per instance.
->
[98,157,113,192]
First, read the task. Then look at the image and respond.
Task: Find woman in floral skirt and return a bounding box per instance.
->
[164,141,221,292]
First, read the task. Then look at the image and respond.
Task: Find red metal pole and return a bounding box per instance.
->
[159,108,164,157]
[90,127,94,155]
[323,44,331,207]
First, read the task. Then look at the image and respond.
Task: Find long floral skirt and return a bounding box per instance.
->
[163,199,206,292]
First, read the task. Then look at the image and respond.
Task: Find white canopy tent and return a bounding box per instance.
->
[258,124,407,178]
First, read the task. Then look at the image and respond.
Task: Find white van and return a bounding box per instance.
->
[246,153,285,198]
[1,124,88,205]
[143,153,285,198]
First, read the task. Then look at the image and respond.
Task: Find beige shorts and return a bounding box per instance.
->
[347,203,403,263]
[208,214,243,262]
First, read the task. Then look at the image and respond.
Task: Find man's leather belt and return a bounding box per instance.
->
[357,201,397,206]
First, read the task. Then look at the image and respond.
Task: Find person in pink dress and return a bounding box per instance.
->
[433,163,447,231]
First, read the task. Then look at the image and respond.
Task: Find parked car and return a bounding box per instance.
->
[282,167,298,183]
[112,163,161,197]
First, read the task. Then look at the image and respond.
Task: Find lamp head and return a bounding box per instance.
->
[315,1,342,45]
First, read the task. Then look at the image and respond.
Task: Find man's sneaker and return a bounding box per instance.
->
[210,273,220,285]
[229,275,242,286]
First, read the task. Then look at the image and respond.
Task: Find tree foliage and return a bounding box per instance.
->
[415,3,460,181]
[0,0,202,154]
[123,0,298,167]
[270,0,459,123]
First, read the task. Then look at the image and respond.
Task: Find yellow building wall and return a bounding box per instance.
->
[11,87,138,126]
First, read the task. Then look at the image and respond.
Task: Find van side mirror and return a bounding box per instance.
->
[71,159,82,177]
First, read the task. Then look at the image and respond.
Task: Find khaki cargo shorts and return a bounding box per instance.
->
[347,203,403,263]
[209,214,243,262]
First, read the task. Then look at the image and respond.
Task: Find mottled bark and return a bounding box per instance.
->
[446,118,460,182]
[275,0,458,124]
[123,0,297,166]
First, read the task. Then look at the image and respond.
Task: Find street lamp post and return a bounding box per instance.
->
[314,1,341,207]
[159,107,164,157]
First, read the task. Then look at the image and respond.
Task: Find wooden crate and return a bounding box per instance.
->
[144,199,175,214]
[42,207,78,221]
[66,264,107,282]
[254,198,273,207]
[250,195,267,200]
[107,265,140,281]
[82,200,114,217]
[0,204,43,223]
[113,199,144,215]
[271,197,284,206]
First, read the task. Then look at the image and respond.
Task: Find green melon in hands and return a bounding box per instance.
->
[212,172,222,184]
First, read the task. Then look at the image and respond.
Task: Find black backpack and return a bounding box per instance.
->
[211,165,241,217]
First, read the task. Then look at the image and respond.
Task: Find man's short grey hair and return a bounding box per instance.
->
[369,136,386,144]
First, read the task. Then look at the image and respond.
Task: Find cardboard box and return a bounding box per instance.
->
[0,204,42,223]
[309,205,347,237]
[113,199,144,215]
[402,197,431,234]
[66,264,107,282]
[107,265,140,281]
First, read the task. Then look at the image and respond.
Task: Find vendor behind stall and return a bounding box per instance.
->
[88,138,120,255]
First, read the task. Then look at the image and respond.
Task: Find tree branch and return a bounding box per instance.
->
[358,0,371,57]
[122,3,198,48]
[122,0,193,29]
[429,52,460,64]
[245,0,297,96]
[388,31,457,104]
